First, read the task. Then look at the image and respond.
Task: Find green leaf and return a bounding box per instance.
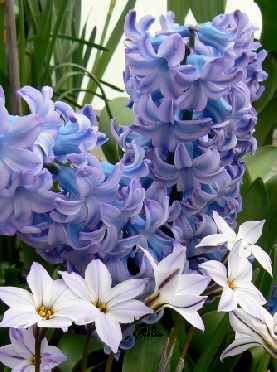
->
[255,97,277,146]
[255,0,277,51]
[98,97,134,163]
[167,0,190,24]
[82,0,136,105]
[190,0,227,23]
[58,334,102,372]
[255,55,277,114]
[39,0,69,85]
[245,146,277,183]
[238,178,269,224]
[190,311,225,356]
[55,34,107,51]
[193,314,229,372]
[251,347,271,372]
[122,336,167,372]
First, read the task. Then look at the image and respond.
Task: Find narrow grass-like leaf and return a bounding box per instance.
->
[52,62,112,116]
[99,79,124,92]
[82,0,136,105]
[190,0,227,22]
[193,314,229,372]
[39,0,69,85]
[167,0,190,24]
[55,34,107,51]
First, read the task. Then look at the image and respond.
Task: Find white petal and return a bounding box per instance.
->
[60,271,92,301]
[196,234,227,248]
[175,273,210,295]
[138,245,157,270]
[26,262,53,308]
[154,243,187,289]
[0,309,38,328]
[218,288,237,312]
[213,211,236,241]
[9,328,34,358]
[50,280,77,310]
[107,279,146,306]
[95,314,122,353]
[199,260,227,287]
[168,306,204,331]
[109,300,152,323]
[0,344,25,368]
[228,247,252,284]
[55,301,98,324]
[85,259,111,302]
[166,293,205,311]
[37,317,72,329]
[251,245,272,276]
[236,287,266,317]
[41,344,67,368]
[221,336,259,360]
[0,287,34,310]
[230,310,265,340]
[237,220,265,244]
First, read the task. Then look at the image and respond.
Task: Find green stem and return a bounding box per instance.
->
[81,324,93,372]
[5,0,21,114]
[105,353,114,372]
[175,326,194,372]
[158,327,177,372]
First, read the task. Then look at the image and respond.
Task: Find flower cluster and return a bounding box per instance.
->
[0,9,274,370]
[117,9,267,265]
[0,252,209,357]
[0,221,275,368]
[0,85,177,280]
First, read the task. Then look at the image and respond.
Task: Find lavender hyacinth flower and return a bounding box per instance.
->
[0,8,268,310]
[0,328,66,371]
[0,88,43,190]
[121,9,267,266]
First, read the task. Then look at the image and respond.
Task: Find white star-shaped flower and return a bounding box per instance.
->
[142,243,209,331]
[0,262,84,329]
[199,246,266,317]
[196,211,272,275]
[0,328,66,371]
[60,259,152,353]
[221,308,277,360]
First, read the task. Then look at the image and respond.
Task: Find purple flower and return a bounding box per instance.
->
[126,32,186,98]
[176,54,242,111]
[133,94,212,151]
[0,328,66,371]
[0,90,43,190]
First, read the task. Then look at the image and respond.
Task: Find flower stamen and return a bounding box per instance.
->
[227,278,236,289]
[94,302,108,313]
[37,305,54,320]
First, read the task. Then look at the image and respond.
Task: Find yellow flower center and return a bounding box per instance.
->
[31,355,41,365]
[227,278,236,289]
[94,302,108,313]
[37,305,54,320]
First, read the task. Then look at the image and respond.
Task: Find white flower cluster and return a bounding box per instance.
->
[0,213,275,366]
[197,212,276,359]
